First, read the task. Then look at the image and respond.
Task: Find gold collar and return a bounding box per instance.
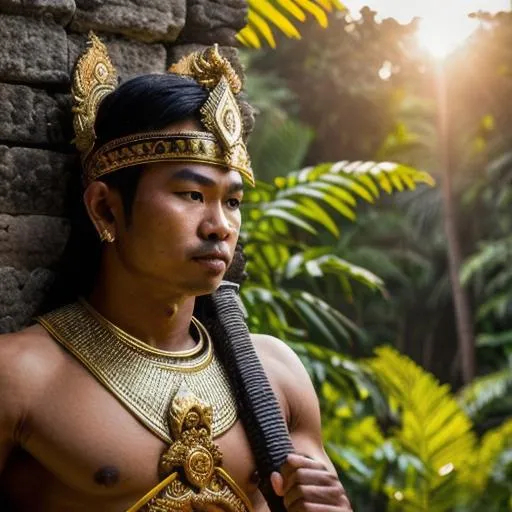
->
[37,301,238,443]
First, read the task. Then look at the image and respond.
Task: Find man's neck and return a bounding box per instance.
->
[87,261,197,353]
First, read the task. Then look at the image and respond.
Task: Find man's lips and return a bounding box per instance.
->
[191,251,229,273]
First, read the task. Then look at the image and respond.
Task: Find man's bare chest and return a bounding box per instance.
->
[10,356,261,510]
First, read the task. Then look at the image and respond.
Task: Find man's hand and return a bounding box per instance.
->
[270,453,352,511]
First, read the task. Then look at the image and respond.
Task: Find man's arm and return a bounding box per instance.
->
[252,334,352,511]
[0,332,37,474]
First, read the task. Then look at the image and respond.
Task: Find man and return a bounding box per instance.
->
[0,35,352,511]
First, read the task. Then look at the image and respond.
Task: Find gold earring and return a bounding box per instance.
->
[100,228,115,243]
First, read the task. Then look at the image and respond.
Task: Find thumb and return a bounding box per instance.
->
[270,471,284,497]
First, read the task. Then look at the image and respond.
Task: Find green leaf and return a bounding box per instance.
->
[297,196,340,236]
[477,330,512,348]
[247,9,277,48]
[295,0,328,27]
[249,0,301,39]
[277,0,306,20]
[263,208,317,234]
[295,296,340,349]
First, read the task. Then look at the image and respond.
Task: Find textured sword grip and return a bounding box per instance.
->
[212,285,294,512]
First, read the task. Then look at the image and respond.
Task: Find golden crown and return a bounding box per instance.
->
[72,34,254,186]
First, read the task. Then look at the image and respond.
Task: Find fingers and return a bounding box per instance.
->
[281,453,327,481]
[284,483,343,509]
[276,453,353,511]
[271,471,284,497]
[288,503,351,512]
[282,467,337,496]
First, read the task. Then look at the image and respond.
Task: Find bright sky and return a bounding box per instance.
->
[343,0,511,56]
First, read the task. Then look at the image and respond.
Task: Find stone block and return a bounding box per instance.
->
[71,0,186,43]
[0,0,76,25]
[68,33,167,81]
[0,266,54,332]
[0,15,68,84]
[178,0,247,45]
[0,83,72,145]
[0,146,76,216]
[0,214,69,270]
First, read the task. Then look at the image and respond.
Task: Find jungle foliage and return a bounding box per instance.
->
[239,6,512,511]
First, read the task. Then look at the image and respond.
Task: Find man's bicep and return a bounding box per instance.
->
[285,356,336,473]
[263,337,336,472]
[252,334,336,471]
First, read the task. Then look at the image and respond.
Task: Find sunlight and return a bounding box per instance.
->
[416,17,475,59]
[343,0,509,58]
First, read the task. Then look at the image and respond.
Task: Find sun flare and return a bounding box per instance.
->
[343,0,509,58]
[416,17,475,58]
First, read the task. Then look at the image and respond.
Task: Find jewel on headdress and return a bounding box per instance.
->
[72,32,118,162]
[169,46,254,186]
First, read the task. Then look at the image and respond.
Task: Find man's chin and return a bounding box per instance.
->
[187,276,225,297]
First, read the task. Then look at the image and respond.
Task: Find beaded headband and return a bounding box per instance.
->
[72,33,254,186]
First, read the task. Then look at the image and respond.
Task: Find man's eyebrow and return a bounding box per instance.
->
[171,167,244,193]
[227,181,244,194]
[171,168,216,187]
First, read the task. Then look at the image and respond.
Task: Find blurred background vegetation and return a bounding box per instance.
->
[237,1,512,510]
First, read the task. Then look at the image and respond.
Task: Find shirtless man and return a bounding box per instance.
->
[0,38,352,511]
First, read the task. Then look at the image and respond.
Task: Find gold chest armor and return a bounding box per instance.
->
[38,301,252,512]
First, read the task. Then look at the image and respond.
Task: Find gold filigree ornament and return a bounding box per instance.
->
[72,34,254,187]
[71,32,118,163]
[169,45,253,185]
[127,383,253,512]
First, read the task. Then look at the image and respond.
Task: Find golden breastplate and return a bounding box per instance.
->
[128,384,252,512]
[37,301,252,512]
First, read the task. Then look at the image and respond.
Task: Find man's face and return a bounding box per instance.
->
[111,127,244,298]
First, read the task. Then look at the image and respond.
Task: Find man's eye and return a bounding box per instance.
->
[179,191,203,202]
[227,198,241,210]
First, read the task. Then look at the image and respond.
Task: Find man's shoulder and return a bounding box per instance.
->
[249,333,311,392]
[250,333,302,367]
[0,324,64,391]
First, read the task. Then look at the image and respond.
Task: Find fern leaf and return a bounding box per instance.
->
[368,347,477,511]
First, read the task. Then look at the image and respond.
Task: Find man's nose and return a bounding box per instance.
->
[199,203,232,241]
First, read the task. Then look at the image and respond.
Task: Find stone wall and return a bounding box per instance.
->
[0,0,250,332]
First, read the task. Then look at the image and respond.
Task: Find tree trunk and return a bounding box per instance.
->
[436,62,476,384]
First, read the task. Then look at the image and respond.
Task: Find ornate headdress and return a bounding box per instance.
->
[72,33,254,186]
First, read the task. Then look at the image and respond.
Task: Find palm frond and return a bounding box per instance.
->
[458,368,512,421]
[241,160,434,351]
[244,160,434,240]
[285,249,384,291]
[238,0,345,48]
[461,236,512,286]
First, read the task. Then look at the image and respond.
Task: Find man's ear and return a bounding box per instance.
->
[83,181,123,242]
